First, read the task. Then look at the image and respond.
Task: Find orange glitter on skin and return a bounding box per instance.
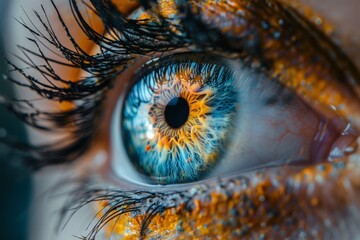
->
[96,159,360,239]
[89,0,360,238]
[148,0,360,127]
[279,0,335,35]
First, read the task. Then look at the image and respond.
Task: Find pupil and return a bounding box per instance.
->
[164,97,190,128]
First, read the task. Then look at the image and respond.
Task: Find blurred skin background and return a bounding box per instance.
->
[0,0,359,239]
[0,1,31,240]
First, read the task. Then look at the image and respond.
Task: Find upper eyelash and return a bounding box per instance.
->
[0,0,189,168]
[3,0,358,169]
[2,0,360,238]
[0,0,267,168]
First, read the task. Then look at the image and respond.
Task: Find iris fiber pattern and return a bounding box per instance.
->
[122,59,238,183]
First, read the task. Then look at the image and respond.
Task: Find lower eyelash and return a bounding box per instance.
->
[60,160,360,239]
[2,0,360,238]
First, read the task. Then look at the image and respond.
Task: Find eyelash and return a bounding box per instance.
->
[2,0,190,168]
[3,0,358,168]
[2,0,359,239]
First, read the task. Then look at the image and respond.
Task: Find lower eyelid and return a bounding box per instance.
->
[7,0,360,238]
[72,153,360,239]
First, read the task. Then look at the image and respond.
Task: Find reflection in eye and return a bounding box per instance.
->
[122,54,238,184]
[2,0,360,239]
[119,53,347,184]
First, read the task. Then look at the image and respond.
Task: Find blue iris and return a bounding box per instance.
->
[122,55,238,184]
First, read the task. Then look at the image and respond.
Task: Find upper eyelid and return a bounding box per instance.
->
[102,0,360,181]
[4,1,360,238]
[286,0,360,67]
[141,1,360,127]
[3,0,360,169]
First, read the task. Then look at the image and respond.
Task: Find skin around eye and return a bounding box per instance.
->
[93,1,357,237]
[112,53,357,185]
[3,0,360,239]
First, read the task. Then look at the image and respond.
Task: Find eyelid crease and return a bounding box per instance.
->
[4,0,360,239]
[3,0,358,175]
[119,0,360,133]
[275,4,360,126]
[92,1,360,237]
[149,0,360,128]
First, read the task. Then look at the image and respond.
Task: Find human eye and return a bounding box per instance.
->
[1,0,360,239]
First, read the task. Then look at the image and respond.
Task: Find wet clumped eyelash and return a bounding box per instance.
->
[0,0,189,168]
[1,0,358,169]
[1,0,360,239]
